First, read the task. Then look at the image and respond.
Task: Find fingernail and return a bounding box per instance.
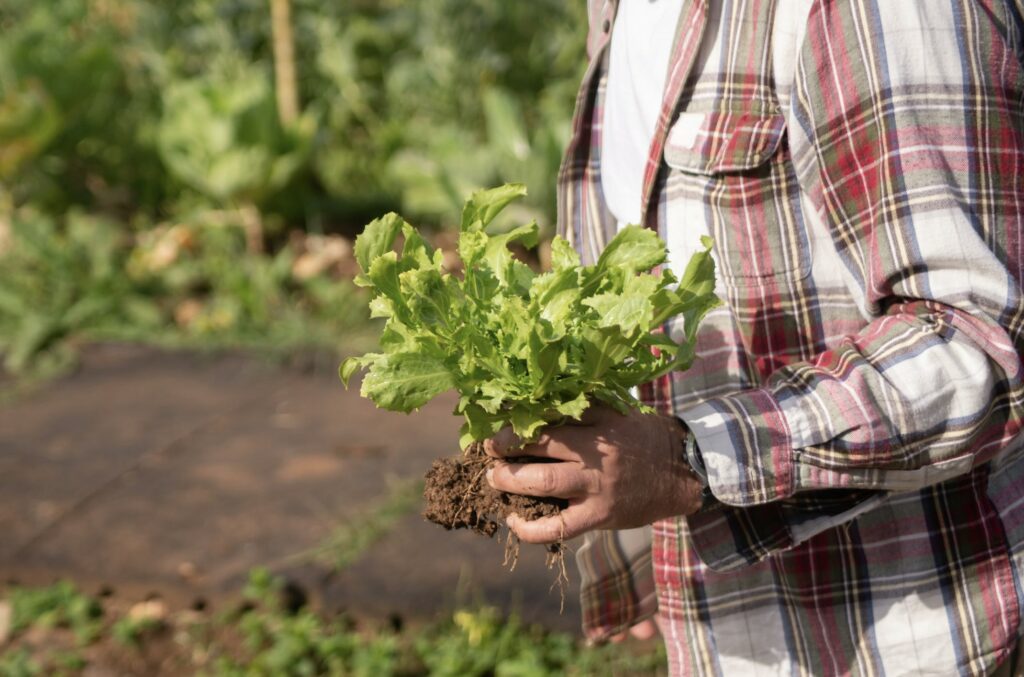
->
[485,468,494,485]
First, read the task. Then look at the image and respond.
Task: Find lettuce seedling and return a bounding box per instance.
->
[341,184,718,449]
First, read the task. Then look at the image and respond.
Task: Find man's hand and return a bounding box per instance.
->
[610,618,659,643]
[483,405,704,544]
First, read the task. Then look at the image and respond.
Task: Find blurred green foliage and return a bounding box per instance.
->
[0,575,667,676]
[0,211,163,374]
[0,209,374,380]
[0,0,167,213]
[0,0,587,375]
[7,580,104,646]
[156,62,318,209]
[0,0,586,228]
[228,574,667,677]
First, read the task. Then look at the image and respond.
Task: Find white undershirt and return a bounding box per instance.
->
[600,0,685,229]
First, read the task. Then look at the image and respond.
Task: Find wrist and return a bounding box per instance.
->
[672,415,714,513]
[659,415,707,516]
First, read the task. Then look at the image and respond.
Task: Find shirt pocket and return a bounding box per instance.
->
[662,110,811,288]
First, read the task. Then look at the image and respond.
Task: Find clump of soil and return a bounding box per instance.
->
[422,442,569,596]
[423,443,565,537]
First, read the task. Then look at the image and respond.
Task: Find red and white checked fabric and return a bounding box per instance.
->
[561,1,1024,675]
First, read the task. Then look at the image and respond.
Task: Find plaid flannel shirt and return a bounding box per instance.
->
[559,1,1024,675]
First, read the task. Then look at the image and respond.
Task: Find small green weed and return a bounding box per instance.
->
[0,648,41,677]
[8,580,103,646]
[302,478,423,572]
[111,614,163,647]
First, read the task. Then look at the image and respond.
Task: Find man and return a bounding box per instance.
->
[484,1,1024,675]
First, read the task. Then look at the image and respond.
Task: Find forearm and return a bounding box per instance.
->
[677,0,1024,508]
[682,297,1024,507]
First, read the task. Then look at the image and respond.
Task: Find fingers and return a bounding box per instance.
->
[483,428,584,462]
[630,619,659,641]
[611,619,659,644]
[487,461,595,498]
[506,506,603,544]
[483,427,522,458]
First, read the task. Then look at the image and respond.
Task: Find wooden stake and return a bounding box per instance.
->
[270,0,299,127]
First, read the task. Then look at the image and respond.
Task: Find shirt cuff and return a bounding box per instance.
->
[678,389,889,571]
[679,388,795,507]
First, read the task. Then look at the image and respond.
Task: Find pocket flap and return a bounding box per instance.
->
[664,111,787,175]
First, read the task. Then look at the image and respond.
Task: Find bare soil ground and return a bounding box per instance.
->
[0,343,580,632]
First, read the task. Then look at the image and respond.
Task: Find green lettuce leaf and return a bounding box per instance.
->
[341,185,718,448]
[360,352,455,412]
[355,213,405,273]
